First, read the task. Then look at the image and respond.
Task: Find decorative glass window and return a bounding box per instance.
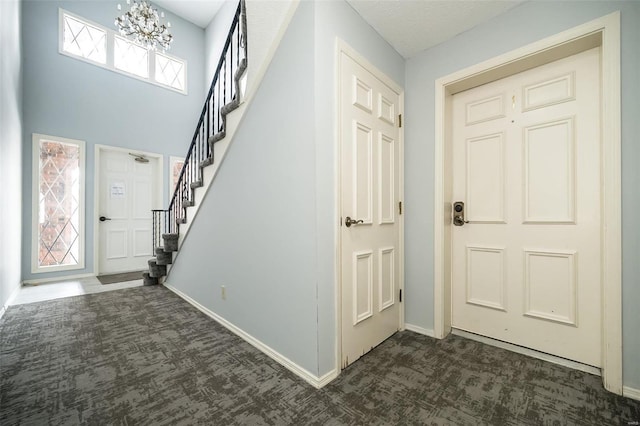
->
[59,9,187,94]
[62,13,107,64]
[169,156,185,199]
[155,52,186,91]
[114,35,149,78]
[32,134,86,273]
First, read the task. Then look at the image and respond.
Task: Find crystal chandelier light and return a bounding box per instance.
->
[115,0,173,51]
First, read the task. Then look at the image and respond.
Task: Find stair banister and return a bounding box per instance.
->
[148,0,247,285]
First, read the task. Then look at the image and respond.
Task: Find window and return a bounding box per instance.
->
[32,134,86,273]
[59,9,187,94]
[169,156,185,200]
[62,13,107,64]
[114,35,149,78]
[156,53,186,91]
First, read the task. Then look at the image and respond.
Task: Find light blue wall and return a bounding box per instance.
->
[205,0,238,85]
[166,1,319,374]
[167,0,405,377]
[404,0,640,389]
[313,0,405,375]
[21,0,206,281]
[0,0,23,308]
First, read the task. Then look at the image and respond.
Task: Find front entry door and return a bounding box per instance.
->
[340,50,402,368]
[98,149,159,274]
[451,47,602,367]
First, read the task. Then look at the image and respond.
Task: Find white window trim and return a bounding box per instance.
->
[31,133,86,274]
[58,8,188,95]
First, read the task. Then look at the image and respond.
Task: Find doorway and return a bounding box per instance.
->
[337,41,404,369]
[434,13,621,393]
[95,146,162,275]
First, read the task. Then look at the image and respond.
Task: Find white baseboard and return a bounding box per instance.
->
[22,273,94,285]
[404,323,435,338]
[164,283,338,389]
[0,282,22,319]
[452,328,601,376]
[623,385,640,401]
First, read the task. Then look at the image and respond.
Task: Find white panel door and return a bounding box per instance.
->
[451,47,602,366]
[340,51,401,368]
[98,150,159,274]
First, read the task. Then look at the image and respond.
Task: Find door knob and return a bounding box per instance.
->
[99,216,111,222]
[345,216,364,227]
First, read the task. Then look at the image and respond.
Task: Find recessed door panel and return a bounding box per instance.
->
[466,133,505,223]
[524,118,575,223]
[466,246,506,311]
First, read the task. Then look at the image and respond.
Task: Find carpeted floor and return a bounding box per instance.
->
[1,286,638,425]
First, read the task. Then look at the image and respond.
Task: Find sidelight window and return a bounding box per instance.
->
[32,134,86,273]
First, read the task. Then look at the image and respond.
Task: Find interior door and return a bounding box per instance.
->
[98,149,159,274]
[451,47,602,366]
[340,51,401,368]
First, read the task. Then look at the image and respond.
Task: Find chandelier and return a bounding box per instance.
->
[115,0,173,51]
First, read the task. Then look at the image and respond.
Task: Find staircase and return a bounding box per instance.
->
[143,0,247,286]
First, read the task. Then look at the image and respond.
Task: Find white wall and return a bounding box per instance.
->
[0,0,23,311]
[404,0,640,389]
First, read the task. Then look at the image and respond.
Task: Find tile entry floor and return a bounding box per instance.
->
[12,276,143,306]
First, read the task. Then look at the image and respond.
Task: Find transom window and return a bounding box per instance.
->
[32,134,86,273]
[59,9,187,94]
[62,14,106,64]
[156,53,185,91]
[115,35,149,78]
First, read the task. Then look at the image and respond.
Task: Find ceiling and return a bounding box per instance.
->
[154,0,226,28]
[154,0,524,58]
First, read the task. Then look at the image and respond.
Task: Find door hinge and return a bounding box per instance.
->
[399,201,403,215]
[399,289,402,303]
[398,114,402,128]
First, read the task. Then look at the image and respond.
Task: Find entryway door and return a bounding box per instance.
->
[97,148,161,274]
[339,48,402,368]
[451,47,601,367]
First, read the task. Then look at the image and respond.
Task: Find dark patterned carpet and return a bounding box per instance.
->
[1,286,638,425]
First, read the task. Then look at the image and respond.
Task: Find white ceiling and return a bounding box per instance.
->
[154,0,226,28]
[154,0,524,57]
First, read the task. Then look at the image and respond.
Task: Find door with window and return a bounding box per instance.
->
[340,49,402,368]
[97,148,160,274]
[451,48,601,366]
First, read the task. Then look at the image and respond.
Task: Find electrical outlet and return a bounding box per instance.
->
[221,285,226,300]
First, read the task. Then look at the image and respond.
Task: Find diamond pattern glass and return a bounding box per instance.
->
[155,52,185,91]
[114,35,149,78]
[38,141,81,268]
[63,14,107,64]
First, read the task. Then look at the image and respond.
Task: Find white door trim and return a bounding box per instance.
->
[433,12,621,393]
[335,38,405,374]
[93,144,164,275]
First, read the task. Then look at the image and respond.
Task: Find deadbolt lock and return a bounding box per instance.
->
[453,202,469,226]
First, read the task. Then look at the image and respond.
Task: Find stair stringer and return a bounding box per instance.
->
[166,0,301,275]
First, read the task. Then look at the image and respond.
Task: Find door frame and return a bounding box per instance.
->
[93,144,164,275]
[335,39,405,372]
[433,12,622,393]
